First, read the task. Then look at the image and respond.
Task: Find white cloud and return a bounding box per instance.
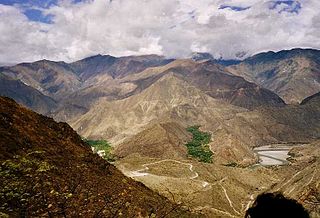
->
[0,0,319,63]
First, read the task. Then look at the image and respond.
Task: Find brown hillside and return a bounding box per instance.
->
[0,97,195,217]
[71,73,244,144]
[114,122,191,159]
[271,140,320,217]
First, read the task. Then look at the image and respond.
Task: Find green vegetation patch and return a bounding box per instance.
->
[83,139,115,162]
[185,126,213,163]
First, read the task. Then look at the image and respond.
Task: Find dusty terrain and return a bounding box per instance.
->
[116,141,320,217]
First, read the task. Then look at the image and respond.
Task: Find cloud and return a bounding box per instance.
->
[0,0,319,63]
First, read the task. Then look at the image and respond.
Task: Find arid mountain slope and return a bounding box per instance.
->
[301,91,320,105]
[70,54,173,80]
[170,60,285,109]
[71,71,320,164]
[120,59,285,110]
[228,48,320,104]
[220,95,320,148]
[0,74,57,114]
[114,122,191,159]
[71,73,245,144]
[0,60,81,100]
[0,55,172,121]
[0,54,287,122]
[53,58,284,122]
[271,140,320,218]
[0,97,193,217]
[116,155,281,218]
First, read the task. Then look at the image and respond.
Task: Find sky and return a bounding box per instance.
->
[0,0,319,63]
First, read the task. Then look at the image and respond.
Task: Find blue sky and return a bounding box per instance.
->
[0,0,83,23]
[269,1,302,13]
[0,0,57,23]
[0,0,57,8]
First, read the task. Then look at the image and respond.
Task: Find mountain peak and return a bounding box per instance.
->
[246,48,320,64]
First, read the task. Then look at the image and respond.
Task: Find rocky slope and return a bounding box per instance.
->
[116,59,285,110]
[270,140,320,218]
[301,91,320,105]
[0,97,194,217]
[219,94,320,150]
[227,48,320,104]
[71,73,245,144]
[114,122,191,159]
[169,60,285,109]
[0,74,57,114]
[70,54,173,80]
[0,60,81,100]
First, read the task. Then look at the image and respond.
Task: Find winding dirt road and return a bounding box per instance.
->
[123,159,244,217]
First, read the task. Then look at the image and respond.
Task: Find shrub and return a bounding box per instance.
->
[83,139,115,162]
[185,126,213,163]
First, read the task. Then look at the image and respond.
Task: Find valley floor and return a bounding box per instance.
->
[115,143,320,217]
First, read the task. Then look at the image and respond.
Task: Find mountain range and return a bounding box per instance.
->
[0,48,319,217]
[228,48,320,104]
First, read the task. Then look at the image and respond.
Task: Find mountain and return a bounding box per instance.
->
[0,60,81,100]
[0,96,194,217]
[0,55,174,121]
[116,59,285,109]
[1,54,286,120]
[69,54,117,80]
[114,122,191,159]
[227,48,320,104]
[70,54,173,80]
[70,73,245,144]
[70,61,320,164]
[0,73,57,114]
[220,94,320,149]
[3,49,319,119]
[168,60,285,109]
[301,91,320,105]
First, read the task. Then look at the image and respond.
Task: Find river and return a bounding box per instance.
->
[253,145,291,166]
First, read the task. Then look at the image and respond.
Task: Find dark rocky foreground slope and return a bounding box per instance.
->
[0,97,195,217]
